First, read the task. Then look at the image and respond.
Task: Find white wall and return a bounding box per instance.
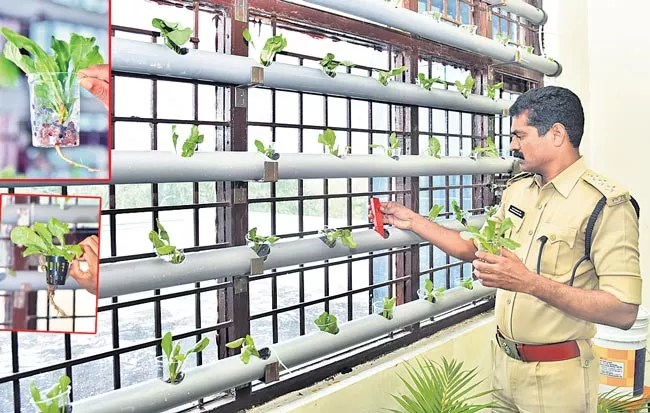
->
[544,0,650,381]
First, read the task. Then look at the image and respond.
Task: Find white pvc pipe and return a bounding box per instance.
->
[96,215,485,298]
[1,204,100,225]
[0,271,81,291]
[0,0,107,28]
[113,38,512,115]
[1,152,517,186]
[298,0,561,76]
[71,282,495,413]
[483,0,547,25]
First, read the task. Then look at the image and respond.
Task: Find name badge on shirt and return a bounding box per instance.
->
[508,205,525,219]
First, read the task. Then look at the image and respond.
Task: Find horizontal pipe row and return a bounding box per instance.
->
[483,0,547,25]
[1,204,100,226]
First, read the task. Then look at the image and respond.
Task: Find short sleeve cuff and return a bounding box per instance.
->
[599,275,643,305]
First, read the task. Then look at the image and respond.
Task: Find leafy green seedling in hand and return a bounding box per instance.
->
[485,205,498,218]
[30,374,71,413]
[318,128,350,157]
[320,53,355,78]
[0,55,20,87]
[454,74,475,99]
[369,132,400,157]
[243,28,287,67]
[172,125,204,158]
[461,277,474,290]
[314,311,339,334]
[426,136,441,158]
[461,218,521,255]
[378,65,407,86]
[152,18,192,55]
[451,200,469,226]
[254,139,279,160]
[247,227,279,257]
[379,296,397,320]
[486,82,504,100]
[496,32,510,46]
[417,73,445,91]
[226,334,268,364]
[470,136,499,158]
[149,218,185,264]
[160,332,209,384]
[422,279,445,303]
[0,28,103,172]
[320,227,357,249]
[428,204,444,221]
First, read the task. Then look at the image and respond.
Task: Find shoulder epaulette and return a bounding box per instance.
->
[506,172,535,187]
[581,169,630,206]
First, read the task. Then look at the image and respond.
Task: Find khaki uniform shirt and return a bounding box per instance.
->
[489,157,642,345]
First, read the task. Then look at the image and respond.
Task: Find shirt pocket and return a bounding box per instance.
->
[536,222,579,276]
[503,210,524,235]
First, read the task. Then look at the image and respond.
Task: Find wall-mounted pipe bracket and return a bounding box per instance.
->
[237,66,265,89]
[261,161,278,182]
[234,275,249,294]
[249,257,264,275]
[234,87,248,108]
[263,361,280,383]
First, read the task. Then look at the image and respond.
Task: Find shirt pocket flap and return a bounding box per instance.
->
[542,223,578,249]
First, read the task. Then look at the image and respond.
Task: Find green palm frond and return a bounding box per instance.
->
[387,357,505,413]
[598,388,650,413]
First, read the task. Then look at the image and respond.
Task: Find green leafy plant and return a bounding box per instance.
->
[318,128,350,157]
[171,125,204,158]
[423,9,442,22]
[378,65,407,86]
[243,28,287,67]
[460,24,478,35]
[160,332,210,384]
[370,132,401,157]
[421,279,445,303]
[254,139,279,160]
[544,54,555,62]
[427,204,444,221]
[247,227,279,256]
[10,218,82,262]
[417,73,445,91]
[470,137,499,158]
[226,334,265,364]
[484,205,498,218]
[425,136,441,158]
[0,28,103,172]
[0,166,25,179]
[149,218,185,264]
[152,18,192,55]
[486,82,504,100]
[320,227,357,249]
[496,32,510,46]
[525,45,534,54]
[461,277,474,290]
[462,218,521,255]
[320,53,355,78]
[314,311,339,334]
[30,374,71,413]
[597,388,650,412]
[388,357,502,413]
[454,74,475,99]
[451,200,469,225]
[0,55,20,87]
[378,296,396,320]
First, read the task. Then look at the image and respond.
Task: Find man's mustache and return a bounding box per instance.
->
[511,150,524,160]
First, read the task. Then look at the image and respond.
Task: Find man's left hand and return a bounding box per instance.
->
[473,248,536,294]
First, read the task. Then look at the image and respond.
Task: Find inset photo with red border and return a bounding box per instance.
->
[0,193,101,334]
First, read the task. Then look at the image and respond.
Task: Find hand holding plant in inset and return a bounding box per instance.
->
[172,125,204,158]
[149,218,185,264]
[152,18,192,55]
[159,332,210,384]
[320,53,355,78]
[243,28,287,67]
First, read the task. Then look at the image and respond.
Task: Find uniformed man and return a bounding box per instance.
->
[380,86,642,412]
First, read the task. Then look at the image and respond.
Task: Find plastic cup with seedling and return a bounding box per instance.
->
[30,374,71,413]
[425,136,442,158]
[319,226,356,249]
[417,279,445,303]
[470,137,500,158]
[226,334,271,364]
[451,200,470,226]
[319,53,355,78]
[496,32,510,46]
[460,24,478,35]
[0,28,104,172]
[461,277,474,290]
[374,296,397,320]
[455,74,475,99]
[377,65,407,86]
[369,132,400,159]
[156,331,210,384]
[254,139,280,160]
[243,28,287,67]
[149,218,185,264]
[172,125,204,158]
[314,311,339,334]
[486,82,504,100]
[417,73,446,91]
[152,18,192,55]
[10,218,84,317]
[427,204,444,222]
[246,227,279,259]
[460,218,521,256]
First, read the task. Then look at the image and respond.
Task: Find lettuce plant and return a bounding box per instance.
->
[30,375,71,413]
[254,139,279,160]
[160,332,210,384]
[378,65,407,86]
[428,204,444,221]
[486,82,504,100]
[369,132,400,157]
[425,136,441,158]
[314,311,339,334]
[378,296,396,320]
[243,28,287,67]
[454,74,475,99]
[152,18,192,55]
[172,125,204,157]
[318,128,350,157]
[247,227,279,257]
[320,227,356,249]
[226,334,270,364]
[451,200,469,225]
[470,137,499,158]
[461,218,520,255]
[422,279,445,303]
[149,218,185,264]
[320,53,355,78]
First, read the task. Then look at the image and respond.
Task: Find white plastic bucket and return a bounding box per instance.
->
[594,306,649,398]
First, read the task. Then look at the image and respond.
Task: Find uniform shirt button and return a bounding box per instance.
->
[528,230,533,235]
[550,235,556,241]
[507,298,512,304]
[538,205,543,209]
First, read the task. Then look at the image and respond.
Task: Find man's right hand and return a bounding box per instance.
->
[379,201,419,230]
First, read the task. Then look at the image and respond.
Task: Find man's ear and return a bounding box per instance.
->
[551,123,568,147]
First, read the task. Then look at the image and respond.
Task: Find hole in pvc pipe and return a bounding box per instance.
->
[319,236,337,248]
[254,244,271,261]
[271,153,280,161]
[259,347,271,360]
[383,229,391,239]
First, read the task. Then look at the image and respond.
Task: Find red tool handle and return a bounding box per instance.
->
[370,198,385,238]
